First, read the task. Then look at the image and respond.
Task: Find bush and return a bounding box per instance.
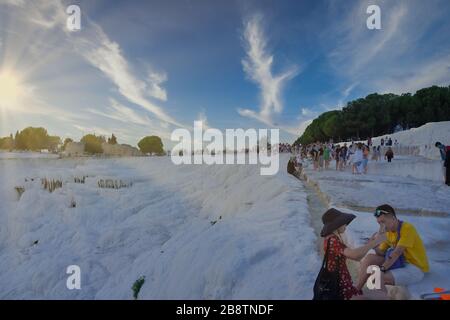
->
[132,276,145,300]
[0,136,14,150]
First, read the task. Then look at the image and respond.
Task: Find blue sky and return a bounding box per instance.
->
[1,0,450,147]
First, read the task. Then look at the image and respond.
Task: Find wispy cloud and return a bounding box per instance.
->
[87,99,154,127]
[238,14,299,126]
[73,124,111,137]
[195,110,210,130]
[2,0,186,143]
[2,0,26,7]
[372,53,450,94]
[146,69,168,102]
[71,22,182,127]
[4,0,67,29]
[324,0,450,94]
[280,118,313,137]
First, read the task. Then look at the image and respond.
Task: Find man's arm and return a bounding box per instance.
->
[381,246,406,270]
[344,234,386,261]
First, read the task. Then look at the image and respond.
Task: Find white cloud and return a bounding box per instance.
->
[2,0,26,7]
[196,110,210,130]
[73,124,111,137]
[280,119,313,137]
[87,99,153,127]
[325,0,450,94]
[238,14,299,126]
[147,69,168,101]
[3,0,66,29]
[71,24,182,127]
[0,0,186,146]
[301,108,315,117]
[373,53,450,94]
[342,82,357,99]
[237,107,273,126]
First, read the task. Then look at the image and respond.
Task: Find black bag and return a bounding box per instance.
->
[312,238,343,300]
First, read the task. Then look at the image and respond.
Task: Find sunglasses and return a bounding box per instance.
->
[374,209,391,217]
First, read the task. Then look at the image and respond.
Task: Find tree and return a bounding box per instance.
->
[14,127,59,151]
[48,136,61,152]
[138,136,164,155]
[0,136,14,150]
[81,134,104,154]
[108,134,118,145]
[294,84,450,144]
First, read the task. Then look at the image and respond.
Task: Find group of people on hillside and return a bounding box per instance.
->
[287,140,449,186]
[314,205,429,300]
[279,143,292,153]
[380,137,398,147]
[286,142,396,177]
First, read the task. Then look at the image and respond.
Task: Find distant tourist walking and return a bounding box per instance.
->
[334,146,341,171]
[385,147,394,163]
[318,146,324,171]
[352,144,363,174]
[362,145,369,174]
[324,145,331,170]
[311,147,319,171]
[445,148,450,186]
[371,146,378,161]
[339,144,348,170]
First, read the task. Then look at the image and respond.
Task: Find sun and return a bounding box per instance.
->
[0,70,24,109]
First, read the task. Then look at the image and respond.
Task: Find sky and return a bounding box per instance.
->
[0,0,450,147]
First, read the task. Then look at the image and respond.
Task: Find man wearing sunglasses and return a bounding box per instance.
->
[355,204,429,297]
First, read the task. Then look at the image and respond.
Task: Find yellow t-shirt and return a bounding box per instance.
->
[378,221,429,272]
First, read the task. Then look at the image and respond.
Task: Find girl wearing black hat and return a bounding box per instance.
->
[315,208,386,300]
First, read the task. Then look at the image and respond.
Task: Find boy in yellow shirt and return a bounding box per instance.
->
[356,204,429,294]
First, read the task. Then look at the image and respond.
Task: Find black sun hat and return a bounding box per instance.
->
[320,208,356,237]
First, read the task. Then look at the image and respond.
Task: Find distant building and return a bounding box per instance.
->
[101,143,143,157]
[63,142,85,157]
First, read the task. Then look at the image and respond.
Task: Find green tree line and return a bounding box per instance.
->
[0,127,165,155]
[295,85,450,145]
[0,127,60,151]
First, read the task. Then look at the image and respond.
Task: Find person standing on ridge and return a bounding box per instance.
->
[435,142,448,184]
[385,147,394,163]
